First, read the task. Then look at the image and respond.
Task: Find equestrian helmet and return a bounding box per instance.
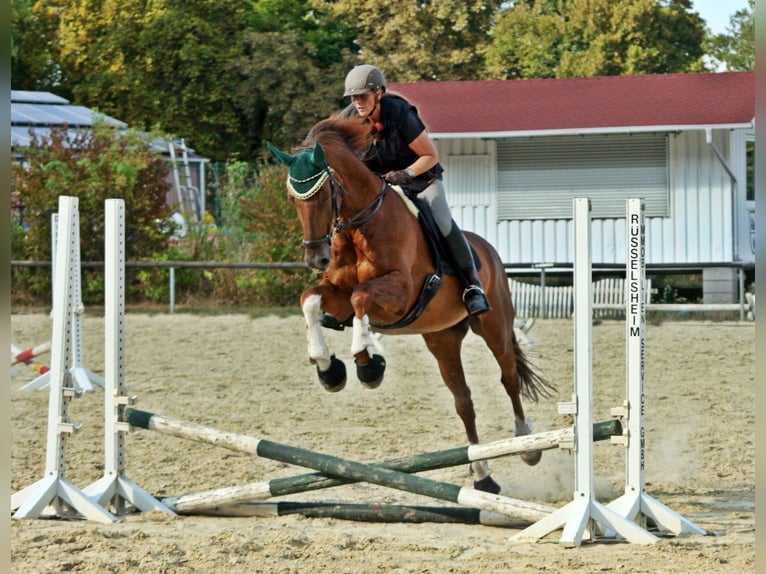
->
[343,65,386,96]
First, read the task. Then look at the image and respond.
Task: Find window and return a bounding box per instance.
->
[496,133,670,220]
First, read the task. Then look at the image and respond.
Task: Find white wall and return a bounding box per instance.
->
[435,128,752,265]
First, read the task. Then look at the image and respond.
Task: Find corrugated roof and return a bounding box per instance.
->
[9,90,200,157]
[389,71,754,137]
[11,90,128,147]
[11,90,69,104]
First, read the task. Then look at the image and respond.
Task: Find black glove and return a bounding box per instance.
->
[383,170,413,185]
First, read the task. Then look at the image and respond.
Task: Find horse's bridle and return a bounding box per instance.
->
[298,165,389,249]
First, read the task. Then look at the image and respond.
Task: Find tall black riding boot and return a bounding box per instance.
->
[443,222,492,316]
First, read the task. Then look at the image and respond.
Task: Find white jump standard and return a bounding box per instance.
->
[511,198,657,546]
[11,196,116,523]
[511,197,705,547]
[19,211,104,392]
[83,199,175,516]
[606,199,706,536]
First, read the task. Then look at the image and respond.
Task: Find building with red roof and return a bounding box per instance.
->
[390,72,754,303]
[391,72,753,137]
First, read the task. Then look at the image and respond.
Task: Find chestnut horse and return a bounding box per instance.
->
[268,117,553,493]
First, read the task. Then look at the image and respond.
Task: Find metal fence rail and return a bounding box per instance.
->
[11,260,754,319]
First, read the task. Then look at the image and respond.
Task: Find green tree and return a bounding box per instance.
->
[485,0,563,79]
[234,30,347,156]
[52,0,252,162]
[251,0,357,68]
[486,0,707,79]
[317,0,502,81]
[11,0,65,91]
[229,0,358,154]
[13,0,356,161]
[706,0,754,71]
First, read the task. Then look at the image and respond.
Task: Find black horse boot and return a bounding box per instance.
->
[443,222,492,316]
[319,313,354,331]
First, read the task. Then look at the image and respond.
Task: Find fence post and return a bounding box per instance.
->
[534,263,553,319]
[169,267,176,314]
[738,268,745,321]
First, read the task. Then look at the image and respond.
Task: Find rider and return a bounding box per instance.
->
[341,64,491,317]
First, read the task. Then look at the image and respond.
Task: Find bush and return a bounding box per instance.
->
[151,160,314,308]
[238,161,315,306]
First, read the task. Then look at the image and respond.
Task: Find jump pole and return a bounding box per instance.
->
[11,343,51,377]
[82,199,175,516]
[160,420,621,514]
[124,407,558,523]
[511,198,659,547]
[606,199,706,536]
[11,341,51,365]
[192,500,530,527]
[11,196,117,523]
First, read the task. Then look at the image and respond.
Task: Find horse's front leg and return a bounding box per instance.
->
[347,274,409,388]
[349,314,386,388]
[302,292,348,392]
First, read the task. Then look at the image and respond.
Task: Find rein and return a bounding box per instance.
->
[299,168,389,249]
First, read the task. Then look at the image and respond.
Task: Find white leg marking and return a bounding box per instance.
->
[302,294,331,371]
[351,315,380,356]
[471,460,490,481]
[515,416,532,436]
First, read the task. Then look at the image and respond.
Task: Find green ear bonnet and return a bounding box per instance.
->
[267,141,333,199]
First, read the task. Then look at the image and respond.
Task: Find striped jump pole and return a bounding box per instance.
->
[11,343,51,377]
[159,419,621,514]
[124,408,560,523]
[193,501,529,527]
[11,341,51,365]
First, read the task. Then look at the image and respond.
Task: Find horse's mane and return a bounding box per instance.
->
[300,115,374,163]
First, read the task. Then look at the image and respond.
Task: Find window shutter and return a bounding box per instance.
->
[497,134,669,219]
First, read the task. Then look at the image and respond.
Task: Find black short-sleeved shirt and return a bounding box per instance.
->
[344,95,443,192]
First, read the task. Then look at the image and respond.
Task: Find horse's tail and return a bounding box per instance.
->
[513,332,556,402]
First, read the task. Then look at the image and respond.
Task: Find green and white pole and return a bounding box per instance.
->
[193,500,530,526]
[156,418,619,515]
[125,407,558,522]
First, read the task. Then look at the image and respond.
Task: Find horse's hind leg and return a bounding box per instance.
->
[422,324,502,495]
[470,312,545,467]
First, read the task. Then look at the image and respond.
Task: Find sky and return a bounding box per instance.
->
[692,0,750,35]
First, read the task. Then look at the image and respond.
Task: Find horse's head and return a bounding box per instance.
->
[269,117,381,271]
[268,140,336,270]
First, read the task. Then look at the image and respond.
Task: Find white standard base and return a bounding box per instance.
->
[608,490,707,537]
[19,367,105,392]
[12,475,117,524]
[84,475,176,517]
[510,494,660,547]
